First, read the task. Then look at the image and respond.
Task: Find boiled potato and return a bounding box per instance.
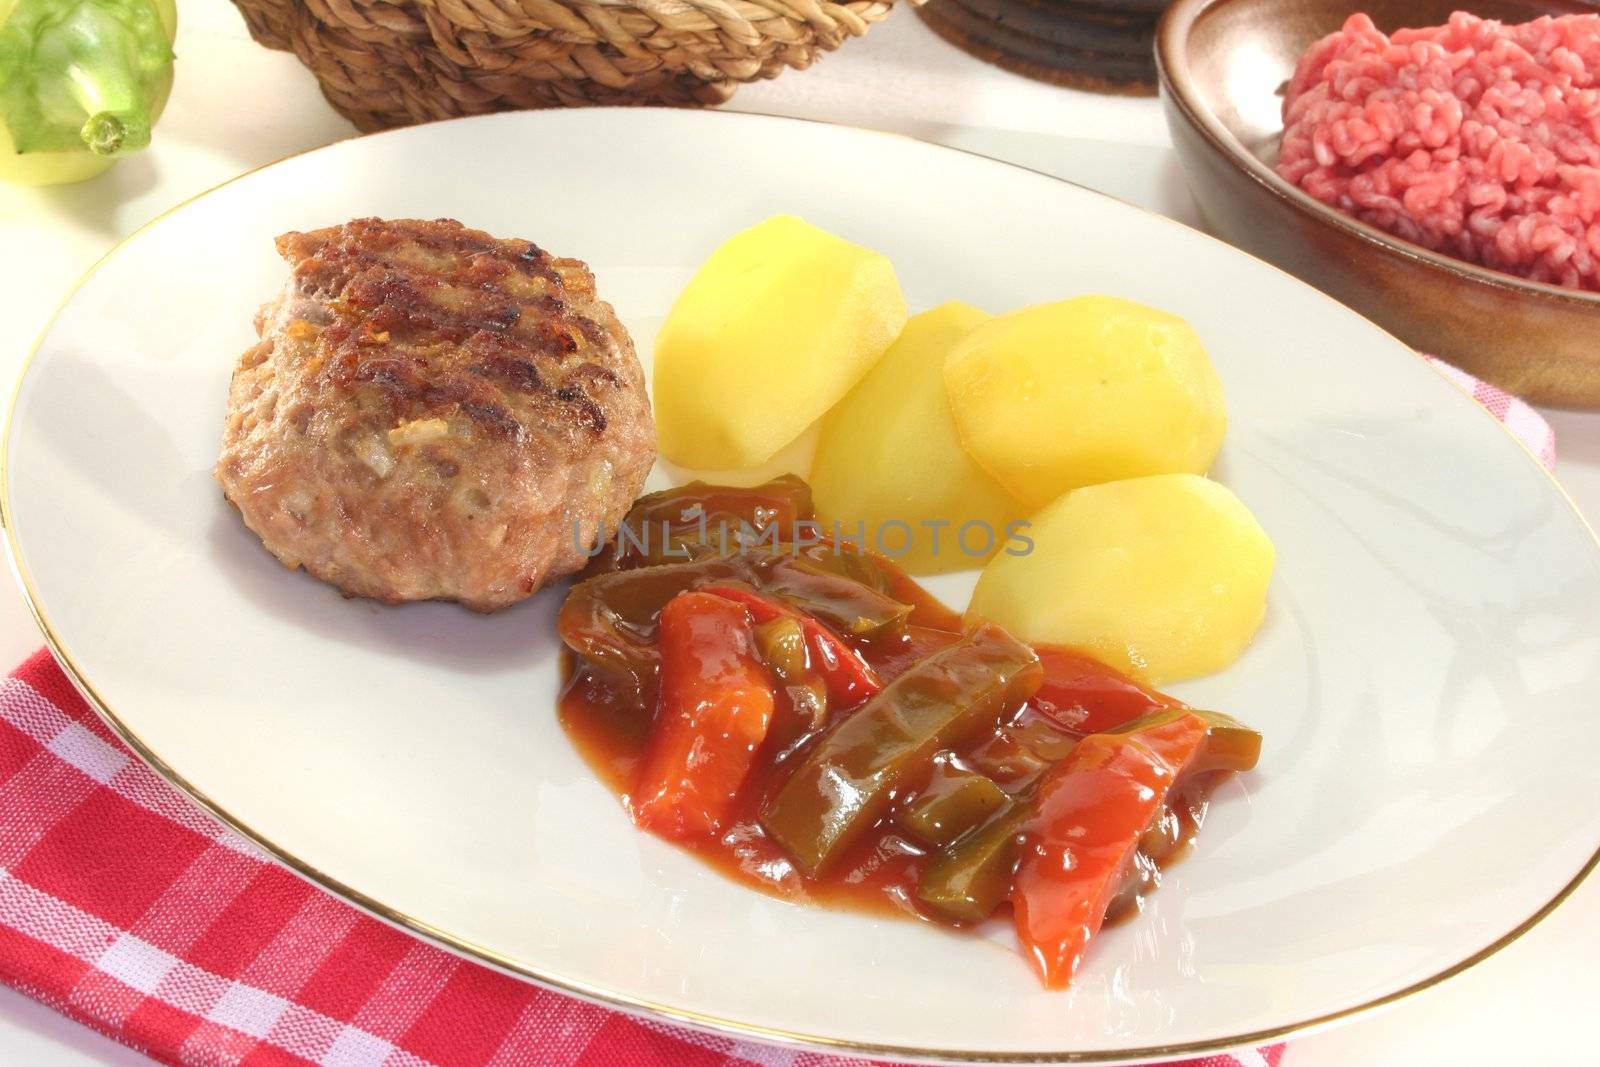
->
[811,302,1020,574]
[654,215,907,470]
[966,474,1273,684]
[943,295,1226,510]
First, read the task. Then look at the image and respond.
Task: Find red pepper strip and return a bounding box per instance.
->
[631,591,777,841]
[699,584,881,706]
[1011,710,1210,989]
[1030,646,1185,735]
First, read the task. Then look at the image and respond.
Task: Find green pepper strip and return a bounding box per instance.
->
[760,555,912,639]
[557,556,752,703]
[917,800,1028,923]
[761,623,1042,877]
[899,766,1009,847]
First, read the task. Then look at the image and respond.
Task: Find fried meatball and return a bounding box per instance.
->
[216,217,655,612]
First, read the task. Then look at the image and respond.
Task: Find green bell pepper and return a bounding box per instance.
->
[916,800,1027,923]
[761,623,1041,876]
[0,0,175,184]
[899,764,1009,847]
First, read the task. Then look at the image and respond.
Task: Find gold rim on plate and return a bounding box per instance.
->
[3,108,1599,1065]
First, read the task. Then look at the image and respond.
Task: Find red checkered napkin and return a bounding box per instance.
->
[1422,356,1558,469]
[0,362,1555,1067]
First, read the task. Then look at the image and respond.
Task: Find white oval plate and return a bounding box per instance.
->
[6,109,1600,1064]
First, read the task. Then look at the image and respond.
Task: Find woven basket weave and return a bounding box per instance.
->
[232,0,918,130]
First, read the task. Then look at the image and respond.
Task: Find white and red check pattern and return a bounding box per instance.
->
[1422,355,1558,470]
[0,360,1553,1067]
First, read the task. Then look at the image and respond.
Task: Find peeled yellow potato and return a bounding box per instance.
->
[654,215,907,470]
[943,295,1226,510]
[811,302,1020,574]
[966,474,1273,684]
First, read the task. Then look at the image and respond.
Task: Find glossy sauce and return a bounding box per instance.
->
[558,568,1221,929]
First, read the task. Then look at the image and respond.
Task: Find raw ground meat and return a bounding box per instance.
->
[1277,11,1600,292]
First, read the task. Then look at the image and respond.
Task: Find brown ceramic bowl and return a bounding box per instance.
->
[1155,0,1600,408]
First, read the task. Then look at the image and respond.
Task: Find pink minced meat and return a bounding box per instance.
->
[1277,12,1600,291]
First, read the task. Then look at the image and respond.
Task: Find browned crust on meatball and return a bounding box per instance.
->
[215,217,655,612]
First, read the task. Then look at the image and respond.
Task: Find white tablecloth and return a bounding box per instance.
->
[2,2,1598,1063]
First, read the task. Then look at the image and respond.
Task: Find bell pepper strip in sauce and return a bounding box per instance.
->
[782,545,965,633]
[630,591,778,840]
[554,480,1266,988]
[759,555,913,639]
[699,583,882,706]
[558,556,752,704]
[762,623,1042,876]
[867,624,964,683]
[1011,709,1262,988]
[594,475,815,571]
[752,615,807,681]
[898,763,1009,846]
[917,800,1029,922]
[1030,646,1185,735]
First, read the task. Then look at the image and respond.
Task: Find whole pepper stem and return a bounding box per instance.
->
[80,108,147,155]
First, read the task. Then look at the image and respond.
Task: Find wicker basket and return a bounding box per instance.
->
[232,0,918,130]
